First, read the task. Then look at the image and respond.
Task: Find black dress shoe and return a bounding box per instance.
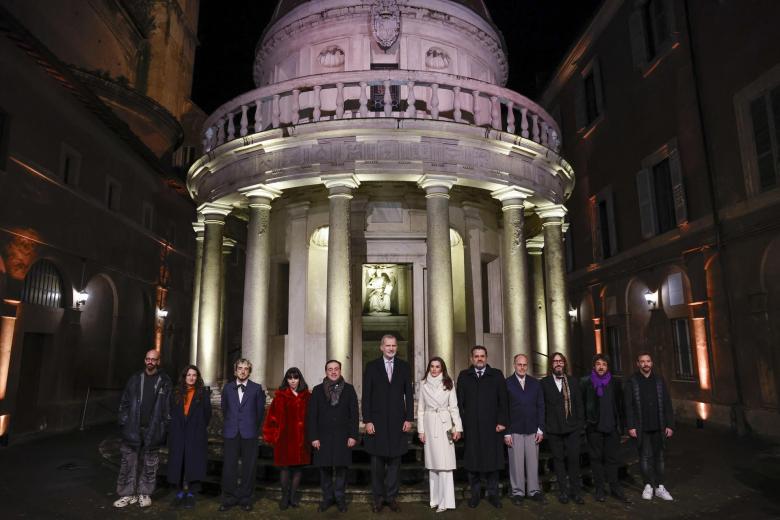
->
[337,500,348,513]
[218,503,234,512]
[511,495,524,506]
[468,496,480,508]
[387,500,401,512]
[488,495,502,509]
[558,493,569,504]
[371,499,384,513]
[319,500,335,512]
[595,488,606,502]
[240,503,253,511]
[572,495,585,505]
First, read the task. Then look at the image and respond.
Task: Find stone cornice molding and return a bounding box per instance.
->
[255,2,507,87]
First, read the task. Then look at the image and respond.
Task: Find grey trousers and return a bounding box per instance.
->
[116,442,160,497]
[507,433,541,497]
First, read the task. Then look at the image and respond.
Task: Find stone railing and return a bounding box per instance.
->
[202,70,561,154]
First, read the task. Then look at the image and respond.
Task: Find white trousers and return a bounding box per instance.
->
[429,470,456,509]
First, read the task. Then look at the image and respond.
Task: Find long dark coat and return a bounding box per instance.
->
[307,381,359,467]
[540,375,584,434]
[262,387,312,466]
[456,365,509,472]
[361,356,414,457]
[166,386,212,484]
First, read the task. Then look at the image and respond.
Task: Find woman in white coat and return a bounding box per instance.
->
[417,356,463,512]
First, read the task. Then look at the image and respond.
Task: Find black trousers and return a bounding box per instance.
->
[221,436,259,506]
[638,430,665,487]
[547,431,581,496]
[370,455,401,502]
[320,466,347,503]
[468,470,499,498]
[587,430,621,491]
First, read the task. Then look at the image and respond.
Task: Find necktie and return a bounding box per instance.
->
[386,360,393,382]
[238,384,245,403]
[477,369,484,378]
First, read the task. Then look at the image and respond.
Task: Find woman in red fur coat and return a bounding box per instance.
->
[262,367,311,510]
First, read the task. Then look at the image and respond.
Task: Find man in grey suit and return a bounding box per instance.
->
[504,353,545,505]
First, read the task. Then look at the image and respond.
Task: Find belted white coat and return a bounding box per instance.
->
[417,375,463,470]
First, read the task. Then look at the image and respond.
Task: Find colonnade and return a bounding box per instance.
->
[188,182,571,387]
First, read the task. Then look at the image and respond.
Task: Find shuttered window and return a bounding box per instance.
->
[636,143,687,239]
[589,186,618,261]
[575,58,605,133]
[21,260,64,309]
[629,0,676,71]
[749,85,780,191]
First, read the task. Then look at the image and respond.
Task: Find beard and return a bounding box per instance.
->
[553,367,564,376]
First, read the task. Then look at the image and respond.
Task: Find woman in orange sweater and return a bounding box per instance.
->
[167,365,211,509]
[263,367,311,509]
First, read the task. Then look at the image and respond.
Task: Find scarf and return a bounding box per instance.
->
[558,375,572,418]
[425,373,443,387]
[590,369,612,397]
[323,376,345,406]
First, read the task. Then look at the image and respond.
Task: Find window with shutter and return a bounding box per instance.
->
[576,58,606,134]
[628,0,677,72]
[636,139,687,239]
[590,186,618,261]
[672,318,694,379]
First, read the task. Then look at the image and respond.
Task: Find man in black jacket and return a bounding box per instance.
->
[362,334,413,513]
[456,345,508,509]
[541,352,585,505]
[625,352,674,501]
[581,354,628,503]
[113,349,172,509]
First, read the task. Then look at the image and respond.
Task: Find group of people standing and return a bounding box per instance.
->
[111,338,675,512]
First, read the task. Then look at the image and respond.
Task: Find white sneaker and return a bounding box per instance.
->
[113,495,137,508]
[138,495,152,508]
[655,485,673,501]
[641,484,653,500]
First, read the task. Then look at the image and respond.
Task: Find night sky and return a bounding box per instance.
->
[191,0,602,114]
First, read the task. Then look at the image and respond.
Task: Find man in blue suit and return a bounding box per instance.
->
[504,353,545,505]
[219,358,266,512]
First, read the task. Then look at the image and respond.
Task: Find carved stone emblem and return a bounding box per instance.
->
[371,0,400,50]
[425,47,450,69]
[317,46,345,68]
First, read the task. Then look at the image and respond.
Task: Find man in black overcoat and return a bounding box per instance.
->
[308,359,359,513]
[456,345,508,509]
[541,351,585,505]
[362,334,414,513]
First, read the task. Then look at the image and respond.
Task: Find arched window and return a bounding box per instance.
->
[21,260,64,308]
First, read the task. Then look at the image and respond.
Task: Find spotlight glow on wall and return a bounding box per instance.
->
[156,308,169,319]
[644,290,659,309]
[75,290,89,309]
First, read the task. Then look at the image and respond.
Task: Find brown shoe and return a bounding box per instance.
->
[371,499,384,513]
[387,500,401,512]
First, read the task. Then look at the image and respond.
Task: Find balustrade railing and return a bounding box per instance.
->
[202,70,561,154]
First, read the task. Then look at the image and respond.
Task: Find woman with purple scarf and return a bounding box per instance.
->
[580,354,629,503]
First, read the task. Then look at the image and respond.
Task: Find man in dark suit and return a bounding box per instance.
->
[219,358,266,512]
[541,351,585,505]
[581,353,629,503]
[308,359,359,513]
[362,334,413,513]
[457,345,508,509]
[504,353,545,505]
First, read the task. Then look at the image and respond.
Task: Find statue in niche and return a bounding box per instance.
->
[365,267,396,315]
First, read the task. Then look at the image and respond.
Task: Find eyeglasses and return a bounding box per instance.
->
[145,357,159,362]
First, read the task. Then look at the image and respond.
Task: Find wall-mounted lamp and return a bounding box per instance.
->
[156,307,169,319]
[644,290,659,309]
[75,290,89,309]
[568,307,578,321]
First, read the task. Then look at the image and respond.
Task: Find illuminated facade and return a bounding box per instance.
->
[543,0,780,436]
[188,0,575,395]
[0,1,200,439]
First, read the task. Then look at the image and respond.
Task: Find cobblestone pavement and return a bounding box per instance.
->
[1,422,779,519]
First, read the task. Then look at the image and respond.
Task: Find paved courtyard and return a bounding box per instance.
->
[1,422,779,519]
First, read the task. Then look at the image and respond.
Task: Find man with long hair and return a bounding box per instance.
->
[541,352,585,505]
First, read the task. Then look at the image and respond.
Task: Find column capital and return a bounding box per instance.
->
[536,204,567,223]
[192,221,205,239]
[322,174,360,197]
[239,184,282,205]
[198,202,232,224]
[222,237,237,254]
[527,235,545,254]
[491,186,533,206]
[286,201,311,219]
[418,174,457,197]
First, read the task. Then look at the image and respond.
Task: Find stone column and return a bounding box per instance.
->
[419,175,457,370]
[218,237,236,378]
[492,187,533,373]
[239,186,281,388]
[462,203,484,348]
[527,235,549,375]
[196,202,231,387]
[189,222,204,365]
[286,202,310,373]
[538,204,571,362]
[324,174,359,382]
